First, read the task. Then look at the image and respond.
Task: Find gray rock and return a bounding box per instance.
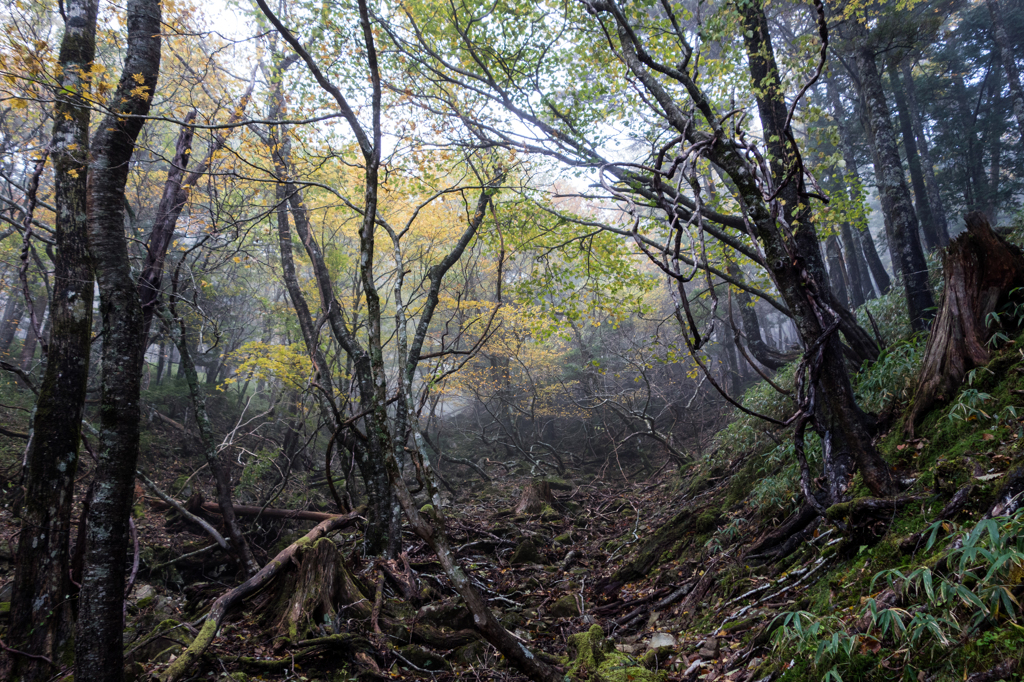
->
[648,632,677,650]
[697,636,719,659]
[549,594,581,619]
[510,540,543,565]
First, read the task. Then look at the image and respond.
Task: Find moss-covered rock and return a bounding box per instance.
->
[510,540,543,565]
[696,511,719,533]
[548,594,580,619]
[395,643,450,671]
[566,625,665,682]
[452,640,488,665]
[540,505,561,522]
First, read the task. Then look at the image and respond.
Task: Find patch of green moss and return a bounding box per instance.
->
[695,511,719,533]
[566,625,665,682]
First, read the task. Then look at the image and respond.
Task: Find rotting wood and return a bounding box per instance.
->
[513,479,555,514]
[906,212,1024,434]
[137,471,228,551]
[159,512,359,682]
[148,498,355,523]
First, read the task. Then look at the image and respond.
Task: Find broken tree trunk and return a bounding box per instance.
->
[906,212,1024,434]
[514,479,554,514]
[159,512,359,682]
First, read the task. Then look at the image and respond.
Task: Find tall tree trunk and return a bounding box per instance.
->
[0,293,24,354]
[137,112,196,345]
[985,71,1003,223]
[262,59,395,555]
[853,39,935,331]
[826,235,851,309]
[18,287,47,369]
[952,71,988,214]
[76,0,161,679]
[825,72,889,297]
[725,258,796,370]
[154,339,166,385]
[901,60,950,245]
[889,63,940,251]
[4,0,98,677]
[860,225,891,296]
[840,221,870,306]
[986,0,1024,141]
[733,1,894,499]
[137,82,252,347]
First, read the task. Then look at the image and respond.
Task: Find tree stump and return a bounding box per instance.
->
[906,212,1024,435]
[513,479,554,514]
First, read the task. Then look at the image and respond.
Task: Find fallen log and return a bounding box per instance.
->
[149,498,350,523]
[159,512,360,682]
[137,471,228,550]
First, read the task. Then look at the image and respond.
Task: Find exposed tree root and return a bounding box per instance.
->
[746,503,822,562]
[900,484,973,553]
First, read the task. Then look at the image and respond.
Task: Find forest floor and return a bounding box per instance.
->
[3,322,1024,682]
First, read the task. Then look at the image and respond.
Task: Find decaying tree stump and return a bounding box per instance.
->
[906,212,1024,435]
[513,479,554,514]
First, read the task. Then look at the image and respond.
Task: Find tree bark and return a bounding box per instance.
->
[0,293,24,354]
[261,57,395,553]
[137,112,196,345]
[859,225,891,296]
[853,38,935,331]
[901,60,950,245]
[734,2,892,497]
[76,1,161,678]
[906,213,1024,434]
[986,0,1024,142]
[725,261,798,371]
[4,1,98,678]
[137,81,253,347]
[514,479,554,514]
[838,218,869,307]
[18,285,47,370]
[889,63,940,251]
[826,235,850,309]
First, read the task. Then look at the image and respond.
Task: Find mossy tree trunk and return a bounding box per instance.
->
[76,0,161,677]
[4,0,98,677]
